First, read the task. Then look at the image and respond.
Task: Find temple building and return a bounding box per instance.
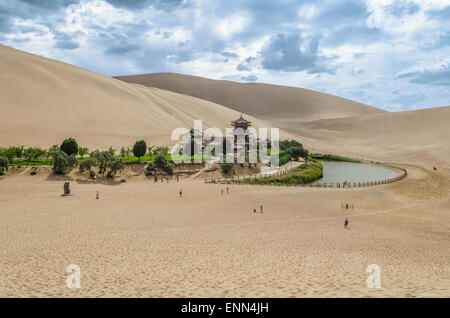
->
[231,114,253,152]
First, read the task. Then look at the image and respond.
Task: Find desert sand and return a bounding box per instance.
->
[116,72,385,122]
[0,45,281,149]
[0,45,449,297]
[0,164,448,297]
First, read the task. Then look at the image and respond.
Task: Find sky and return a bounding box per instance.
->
[0,0,449,111]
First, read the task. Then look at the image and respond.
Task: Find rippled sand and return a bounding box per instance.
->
[0,164,448,297]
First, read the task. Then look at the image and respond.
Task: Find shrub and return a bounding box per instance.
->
[0,167,4,176]
[89,170,96,179]
[154,154,174,175]
[244,162,323,185]
[0,156,9,171]
[164,162,174,175]
[221,162,234,174]
[23,147,46,162]
[53,151,78,174]
[107,158,125,178]
[154,146,169,156]
[53,151,69,174]
[78,147,89,159]
[91,150,113,175]
[79,159,97,173]
[309,153,360,163]
[145,162,156,176]
[60,138,79,156]
[133,140,147,162]
[30,168,37,175]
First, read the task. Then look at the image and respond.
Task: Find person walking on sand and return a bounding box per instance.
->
[226,187,229,194]
[221,189,224,195]
[344,217,349,229]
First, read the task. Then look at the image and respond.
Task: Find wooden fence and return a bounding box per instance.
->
[204,165,297,184]
[205,164,407,188]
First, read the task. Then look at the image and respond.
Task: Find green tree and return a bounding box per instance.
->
[147,145,155,156]
[133,140,147,162]
[300,148,309,164]
[23,147,46,162]
[53,151,77,174]
[78,147,89,159]
[145,162,156,176]
[107,158,125,178]
[47,145,60,165]
[154,154,174,175]
[0,156,9,172]
[2,146,24,162]
[108,146,116,157]
[285,146,303,161]
[91,150,113,175]
[154,146,169,156]
[60,138,79,156]
[221,162,234,174]
[79,158,97,173]
[120,146,127,158]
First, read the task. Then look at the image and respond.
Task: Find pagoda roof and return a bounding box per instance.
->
[231,114,252,125]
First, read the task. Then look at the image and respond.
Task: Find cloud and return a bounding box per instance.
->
[385,0,421,17]
[0,0,449,110]
[351,68,364,74]
[398,61,450,86]
[104,0,189,11]
[236,56,257,71]
[260,32,338,74]
[240,74,258,82]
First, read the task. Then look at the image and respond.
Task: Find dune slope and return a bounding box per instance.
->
[115,73,386,122]
[0,45,274,149]
[289,106,450,166]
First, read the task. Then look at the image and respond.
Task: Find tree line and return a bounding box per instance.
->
[0,138,173,177]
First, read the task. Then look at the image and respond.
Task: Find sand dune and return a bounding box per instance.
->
[0,45,277,149]
[282,106,450,166]
[115,73,386,122]
[115,72,449,167]
[0,45,449,298]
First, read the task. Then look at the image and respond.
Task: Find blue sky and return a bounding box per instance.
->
[0,0,449,111]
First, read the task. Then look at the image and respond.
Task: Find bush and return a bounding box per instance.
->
[60,138,79,156]
[0,146,23,162]
[133,140,147,162]
[107,158,125,178]
[79,159,97,173]
[221,162,234,174]
[53,151,77,174]
[0,167,4,176]
[309,153,360,163]
[154,154,174,175]
[91,150,113,175]
[164,162,174,175]
[145,162,156,176]
[23,147,46,162]
[30,168,37,175]
[0,156,9,171]
[89,170,96,179]
[243,162,323,185]
[78,147,89,158]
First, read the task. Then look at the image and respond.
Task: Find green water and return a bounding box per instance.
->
[311,161,398,185]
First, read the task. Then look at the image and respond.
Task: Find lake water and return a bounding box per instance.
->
[311,161,398,185]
